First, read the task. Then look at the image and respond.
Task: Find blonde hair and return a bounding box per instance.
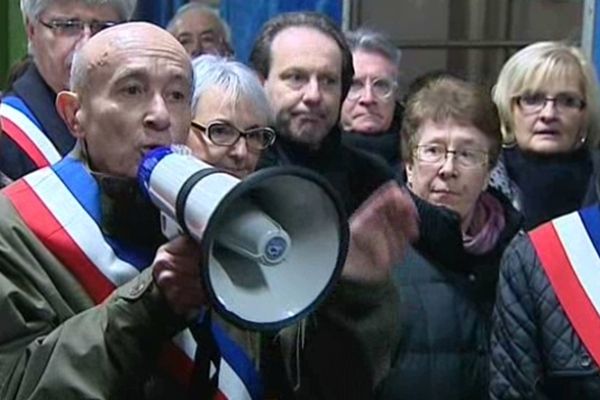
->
[492,41,600,148]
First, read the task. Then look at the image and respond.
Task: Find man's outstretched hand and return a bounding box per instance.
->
[343,182,419,283]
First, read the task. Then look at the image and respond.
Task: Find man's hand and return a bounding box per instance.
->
[343,181,419,283]
[152,235,207,317]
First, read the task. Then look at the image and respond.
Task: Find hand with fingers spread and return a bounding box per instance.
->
[152,235,207,317]
[343,181,419,283]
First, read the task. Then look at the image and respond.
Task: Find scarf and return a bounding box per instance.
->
[463,191,506,255]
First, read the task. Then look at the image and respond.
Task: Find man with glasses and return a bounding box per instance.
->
[0,0,136,180]
[340,28,403,169]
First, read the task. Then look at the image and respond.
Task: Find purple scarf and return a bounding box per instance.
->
[463,192,506,255]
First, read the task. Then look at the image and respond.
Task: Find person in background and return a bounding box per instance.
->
[167,3,233,58]
[0,0,137,180]
[489,41,600,230]
[187,54,274,178]
[378,77,522,400]
[340,28,403,169]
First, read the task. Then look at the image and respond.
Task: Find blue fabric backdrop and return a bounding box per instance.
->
[220,0,342,63]
[133,0,342,64]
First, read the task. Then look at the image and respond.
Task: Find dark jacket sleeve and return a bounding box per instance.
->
[280,278,400,400]
[490,233,546,400]
[0,196,182,400]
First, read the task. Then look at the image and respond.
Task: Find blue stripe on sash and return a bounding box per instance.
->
[578,205,600,257]
[2,96,44,130]
[52,156,153,270]
[212,321,263,400]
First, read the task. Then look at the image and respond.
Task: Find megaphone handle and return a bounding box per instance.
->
[189,311,221,397]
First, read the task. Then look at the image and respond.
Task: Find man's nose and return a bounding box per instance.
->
[303,77,323,104]
[358,84,376,105]
[144,94,171,130]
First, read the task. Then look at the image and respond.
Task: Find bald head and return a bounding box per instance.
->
[71,22,191,94]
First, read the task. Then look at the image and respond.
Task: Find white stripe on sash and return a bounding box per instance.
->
[25,168,139,286]
[219,359,252,400]
[172,329,198,360]
[553,212,600,316]
[0,102,61,163]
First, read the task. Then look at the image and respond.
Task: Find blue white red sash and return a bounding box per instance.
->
[0,96,61,168]
[530,205,600,366]
[3,156,262,399]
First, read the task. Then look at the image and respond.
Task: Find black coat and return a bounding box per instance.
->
[258,127,395,217]
[0,64,75,179]
[378,189,522,400]
[490,230,600,400]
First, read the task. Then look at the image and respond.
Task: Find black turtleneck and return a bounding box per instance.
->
[503,146,593,230]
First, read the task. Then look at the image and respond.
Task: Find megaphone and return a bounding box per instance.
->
[138,146,349,331]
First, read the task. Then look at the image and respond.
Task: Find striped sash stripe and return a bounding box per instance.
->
[530,206,600,365]
[0,96,61,167]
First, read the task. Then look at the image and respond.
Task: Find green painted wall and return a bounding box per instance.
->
[1,1,27,90]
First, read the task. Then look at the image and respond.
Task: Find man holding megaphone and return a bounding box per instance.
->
[0,20,417,400]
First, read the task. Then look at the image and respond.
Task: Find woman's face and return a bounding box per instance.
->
[188,86,268,178]
[406,119,491,225]
[512,73,587,154]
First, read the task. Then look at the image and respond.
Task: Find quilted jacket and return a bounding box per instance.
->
[490,231,600,399]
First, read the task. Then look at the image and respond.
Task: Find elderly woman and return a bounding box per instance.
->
[187,55,275,178]
[377,77,522,400]
[490,41,600,230]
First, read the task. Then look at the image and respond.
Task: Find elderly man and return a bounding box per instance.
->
[0,20,415,400]
[0,0,137,180]
[250,12,411,398]
[340,28,403,169]
[167,3,232,58]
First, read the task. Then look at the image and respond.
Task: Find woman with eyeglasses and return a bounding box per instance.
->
[377,77,522,400]
[489,44,600,400]
[187,54,275,178]
[489,41,600,230]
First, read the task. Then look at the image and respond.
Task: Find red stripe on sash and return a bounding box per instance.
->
[530,221,600,363]
[1,116,51,168]
[157,342,195,387]
[4,179,113,301]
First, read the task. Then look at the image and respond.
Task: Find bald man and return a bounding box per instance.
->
[0,21,413,400]
[0,22,206,399]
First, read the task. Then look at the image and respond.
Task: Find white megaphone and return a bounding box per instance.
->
[138,146,349,331]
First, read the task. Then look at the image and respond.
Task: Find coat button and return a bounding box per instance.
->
[581,354,592,367]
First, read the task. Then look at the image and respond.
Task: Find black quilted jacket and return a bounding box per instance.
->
[490,231,600,399]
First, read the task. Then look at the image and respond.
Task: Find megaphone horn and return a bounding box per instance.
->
[138,146,349,331]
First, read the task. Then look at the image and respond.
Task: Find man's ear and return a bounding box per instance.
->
[56,91,85,140]
[25,17,35,41]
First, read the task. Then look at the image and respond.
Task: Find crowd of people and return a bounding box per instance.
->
[0,1,599,399]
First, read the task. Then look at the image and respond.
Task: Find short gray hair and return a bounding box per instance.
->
[20,0,137,22]
[345,28,401,70]
[167,3,231,44]
[191,54,273,124]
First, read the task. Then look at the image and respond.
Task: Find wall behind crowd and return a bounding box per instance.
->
[0,2,27,91]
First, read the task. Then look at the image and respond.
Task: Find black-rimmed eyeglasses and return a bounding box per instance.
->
[191,121,276,151]
[38,18,119,36]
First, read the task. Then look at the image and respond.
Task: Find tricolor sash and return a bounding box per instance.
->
[0,96,61,168]
[3,156,262,399]
[530,205,600,367]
